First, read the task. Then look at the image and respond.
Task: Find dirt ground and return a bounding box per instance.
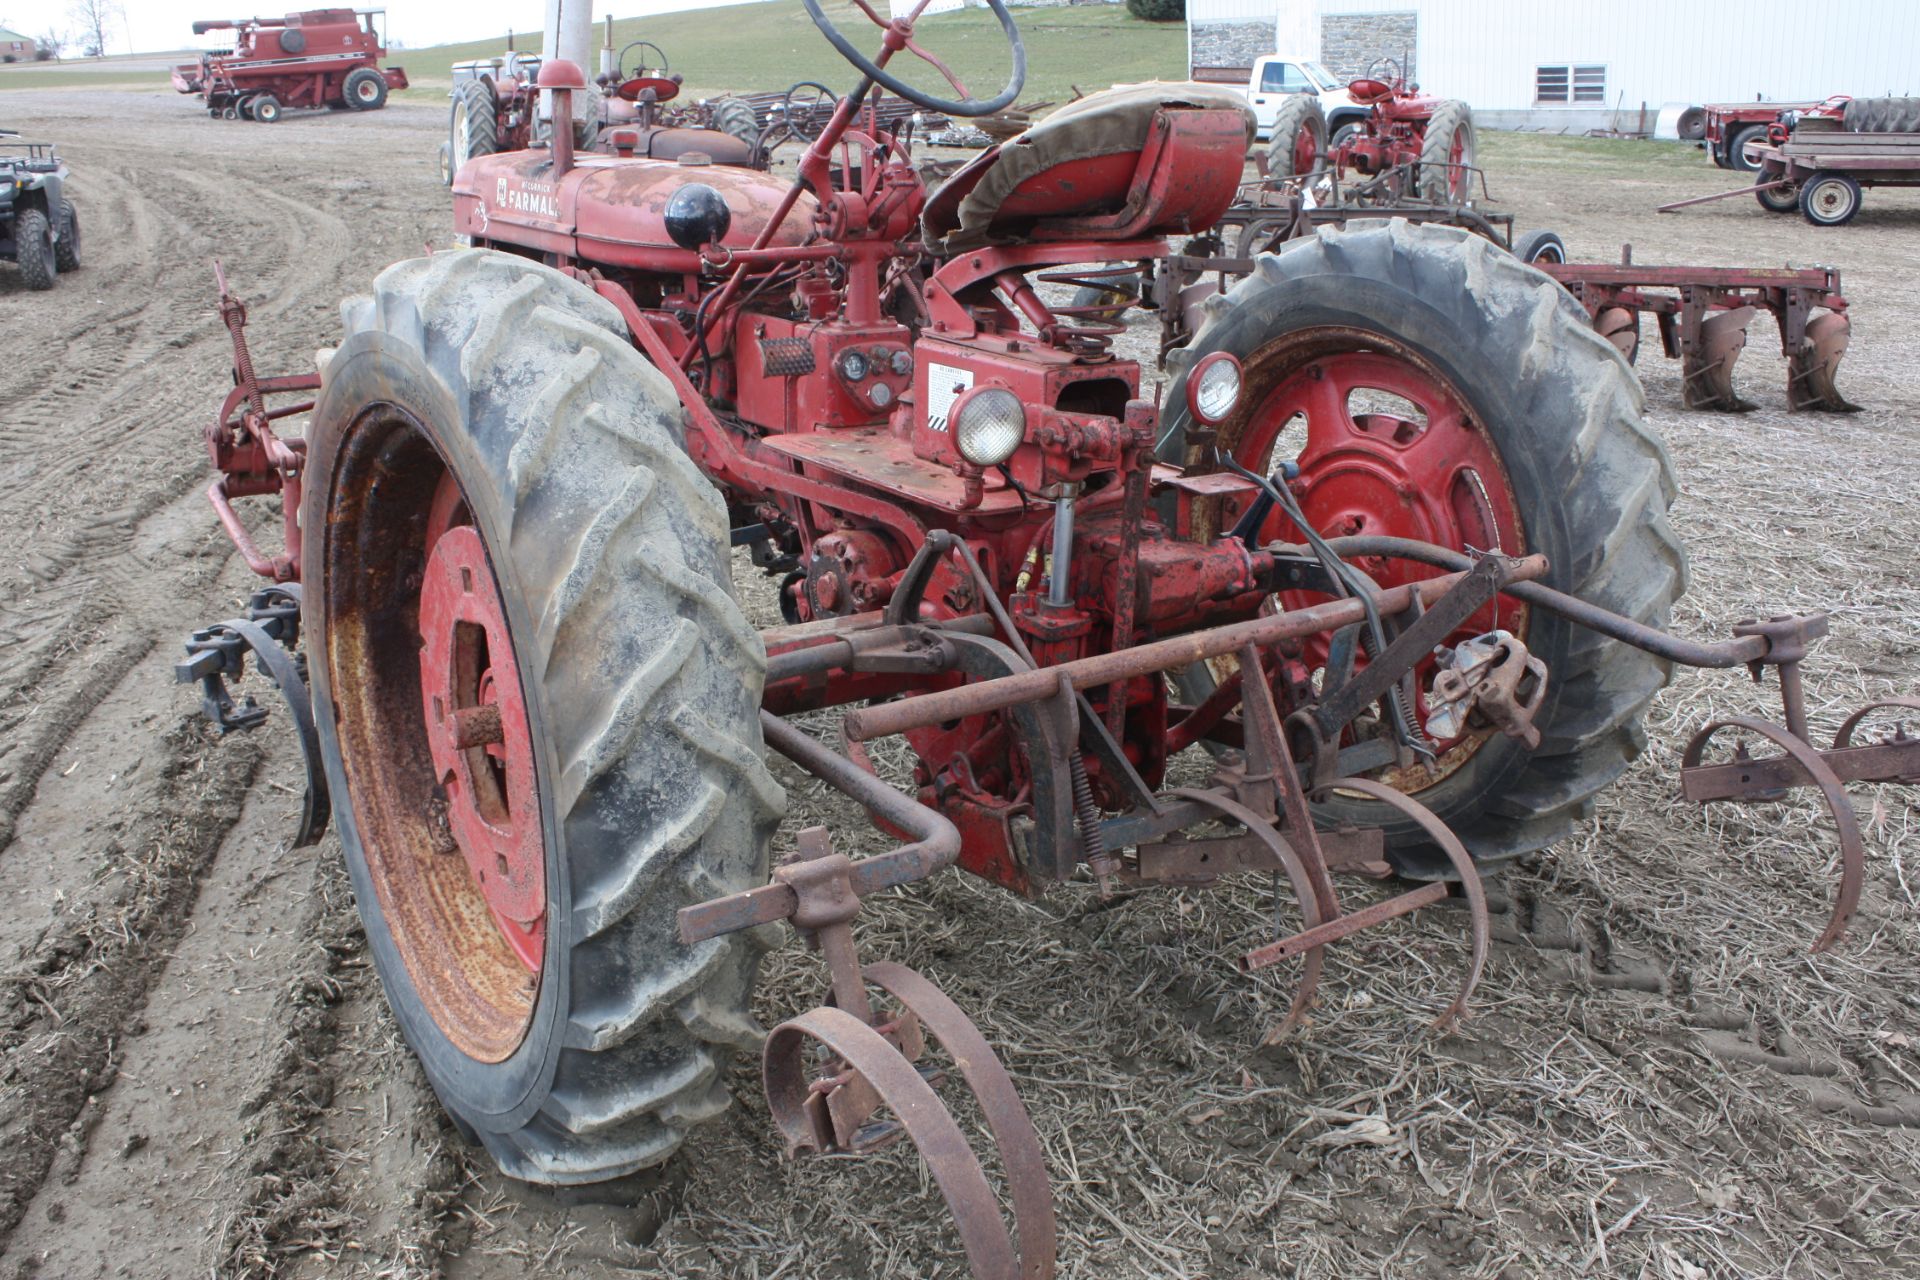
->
[0,90,1916,1280]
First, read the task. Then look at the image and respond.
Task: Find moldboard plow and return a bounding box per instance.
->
[175,1,1913,1271]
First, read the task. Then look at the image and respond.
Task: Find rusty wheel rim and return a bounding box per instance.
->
[324,413,545,1064]
[1207,330,1529,790]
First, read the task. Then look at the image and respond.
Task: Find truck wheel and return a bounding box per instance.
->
[1727,123,1767,172]
[1799,172,1861,226]
[1158,221,1685,876]
[302,249,785,1184]
[1416,100,1475,204]
[451,79,499,172]
[345,66,389,111]
[706,96,760,151]
[1511,228,1566,264]
[13,206,56,290]
[54,200,81,272]
[253,93,283,124]
[1265,95,1327,181]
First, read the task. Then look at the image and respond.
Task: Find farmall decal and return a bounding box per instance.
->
[495,176,560,220]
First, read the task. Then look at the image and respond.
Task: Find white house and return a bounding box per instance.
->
[1189,0,1919,131]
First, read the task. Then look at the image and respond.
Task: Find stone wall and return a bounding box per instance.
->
[1320,11,1416,82]
[1190,19,1272,75]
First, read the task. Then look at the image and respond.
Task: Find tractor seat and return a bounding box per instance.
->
[1347,77,1394,104]
[922,82,1255,252]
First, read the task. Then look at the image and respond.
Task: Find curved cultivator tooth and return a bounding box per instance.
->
[1683,304,1758,411]
[763,964,1056,1280]
[1787,310,1862,412]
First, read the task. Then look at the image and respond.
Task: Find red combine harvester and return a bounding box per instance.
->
[172,7,407,121]
[177,1,1915,1271]
[1262,57,1476,205]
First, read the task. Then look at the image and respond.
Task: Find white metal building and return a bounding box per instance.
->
[1190,0,1919,131]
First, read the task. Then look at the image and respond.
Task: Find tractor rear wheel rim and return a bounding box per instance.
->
[327,417,545,1063]
[1292,120,1318,175]
[1235,335,1526,787]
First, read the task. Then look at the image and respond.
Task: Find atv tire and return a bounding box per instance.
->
[13,206,55,290]
[1158,221,1686,876]
[303,249,785,1184]
[1416,100,1476,204]
[1265,95,1327,181]
[53,200,81,272]
[450,79,499,174]
[706,96,761,152]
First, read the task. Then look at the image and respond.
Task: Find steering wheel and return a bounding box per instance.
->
[779,81,839,142]
[800,0,1024,119]
[616,40,669,80]
[1363,56,1403,85]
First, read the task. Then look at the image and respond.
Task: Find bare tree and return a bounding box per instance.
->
[36,29,63,61]
[66,0,120,58]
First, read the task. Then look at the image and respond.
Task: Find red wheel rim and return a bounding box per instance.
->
[1292,121,1318,176]
[417,473,548,973]
[1231,338,1526,786]
[1447,124,1469,200]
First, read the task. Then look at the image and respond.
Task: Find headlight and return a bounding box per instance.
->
[952,386,1026,466]
[1187,352,1243,425]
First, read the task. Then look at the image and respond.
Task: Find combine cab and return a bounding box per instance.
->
[173,7,407,121]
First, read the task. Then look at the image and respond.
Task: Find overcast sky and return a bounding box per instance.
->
[15,0,761,56]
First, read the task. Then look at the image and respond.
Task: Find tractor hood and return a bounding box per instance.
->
[453,152,818,270]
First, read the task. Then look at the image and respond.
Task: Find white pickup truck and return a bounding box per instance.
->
[1232,55,1367,146]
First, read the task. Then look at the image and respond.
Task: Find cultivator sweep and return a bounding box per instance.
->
[173,0,1914,1273]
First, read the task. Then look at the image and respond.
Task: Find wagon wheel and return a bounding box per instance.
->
[1160,221,1683,877]
[303,249,783,1184]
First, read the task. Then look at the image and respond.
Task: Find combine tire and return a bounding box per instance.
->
[1158,221,1685,876]
[706,96,760,151]
[1727,123,1768,172]
[1842,96,1920,133]
[1799,171,1862,226]
[12,206,55,290]
[450,79,499,174]
[253,93,283,124]
[1416,100,1476,204]
[303,249,784,1185]
[344,66,388,111]
[53,200,81,272]
[1265,95,1327,181]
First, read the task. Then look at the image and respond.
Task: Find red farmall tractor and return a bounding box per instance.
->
[180,1,1916,1271]
[172,8,408,122]
[1265,57,1477,206]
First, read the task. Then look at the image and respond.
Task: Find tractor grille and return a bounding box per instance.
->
[760,337,815,377]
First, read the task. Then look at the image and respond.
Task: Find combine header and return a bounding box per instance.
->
[173,8,407,121]
[175,0,1915,1272]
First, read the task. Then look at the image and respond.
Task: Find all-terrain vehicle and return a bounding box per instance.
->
[179,1,1914,1271]
[0,130,79,290]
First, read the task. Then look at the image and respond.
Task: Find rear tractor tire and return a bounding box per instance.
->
[1416,100,1476,204]
[1158,221,1686,877]
[1842,96,1920,133]
[12,206,56,290]
[450,78,499,175]
[706,96,761,151]
[1265,95,1327,182]
[303,249,785,1185]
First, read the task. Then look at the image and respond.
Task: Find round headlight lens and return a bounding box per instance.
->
[838,349,870,381]
[1189,352,1243,425]
[953,387,1026,466]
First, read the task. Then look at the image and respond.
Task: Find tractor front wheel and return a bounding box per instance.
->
[303,249,784,1184]
[1159,221,1685,876]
